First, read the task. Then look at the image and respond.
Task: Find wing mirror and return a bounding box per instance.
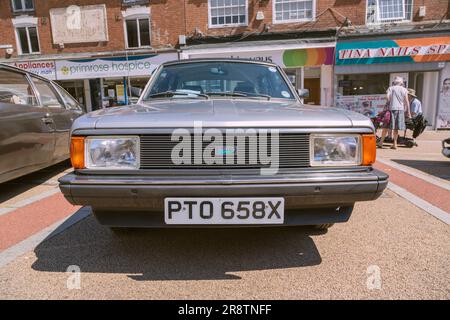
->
[297,88,309,98]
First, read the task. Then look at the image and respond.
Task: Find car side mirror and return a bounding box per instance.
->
[297,88,309,98]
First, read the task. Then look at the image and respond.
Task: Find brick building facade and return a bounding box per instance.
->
[0,0,449,126]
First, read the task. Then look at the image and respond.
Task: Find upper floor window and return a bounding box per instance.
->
[122,0,149,5]
[122,6,151,49]
[11,0,34,12]
[125,18,151,48]
[273,0,315,24]
[16,26,40,54]
[209,0,247,28]
[12,16,40,55]
[366,0,413,24]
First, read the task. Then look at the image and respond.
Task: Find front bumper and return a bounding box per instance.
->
[59,168,388,227]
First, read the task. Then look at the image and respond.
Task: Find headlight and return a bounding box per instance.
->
[85,136,140,169]
[310,134,361,166]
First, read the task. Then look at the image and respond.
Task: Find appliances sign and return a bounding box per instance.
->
[9,61,56,80]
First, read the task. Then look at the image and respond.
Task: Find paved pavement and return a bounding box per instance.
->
[0,132,449,299]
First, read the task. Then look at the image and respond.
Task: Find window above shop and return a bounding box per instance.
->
[12,16,40,55]
[208,0,248,28]
[366,0,413,24]
[125,18,151,49]
[11,0,34,13]
[122,6,151,49]
[122,0,149,6]
[273,0,315,24]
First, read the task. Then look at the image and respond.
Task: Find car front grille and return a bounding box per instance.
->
[139,133,310,169]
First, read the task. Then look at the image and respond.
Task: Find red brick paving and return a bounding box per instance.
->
[375,162,450,213]
[0,193,80,251]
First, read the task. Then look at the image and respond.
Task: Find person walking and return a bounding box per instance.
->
[378,77,411,149]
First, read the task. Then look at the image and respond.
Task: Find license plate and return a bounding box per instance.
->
[164,198,284,225]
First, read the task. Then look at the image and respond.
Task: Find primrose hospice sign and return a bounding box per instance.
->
[55,54,177,80]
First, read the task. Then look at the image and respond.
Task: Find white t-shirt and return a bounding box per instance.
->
[387,85,408,111]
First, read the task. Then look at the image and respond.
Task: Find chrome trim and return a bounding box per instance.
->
[62,170,380,186]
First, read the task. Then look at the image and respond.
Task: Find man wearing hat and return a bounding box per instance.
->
[408,88,423,118]
[378,76,411,149]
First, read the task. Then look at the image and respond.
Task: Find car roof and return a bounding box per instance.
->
[161,58,279,68]
[0,62,52,82]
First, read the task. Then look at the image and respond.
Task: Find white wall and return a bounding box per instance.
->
[422,71,439,128]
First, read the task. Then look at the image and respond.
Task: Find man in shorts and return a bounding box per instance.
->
[378,77,411,149]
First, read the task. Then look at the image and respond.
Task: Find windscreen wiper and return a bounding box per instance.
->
[148,91,209,99]
[205,91,271,100]
[204,91,248,97]
[234,91,272,100]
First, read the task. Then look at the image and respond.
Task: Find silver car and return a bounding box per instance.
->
[59,59,388,231]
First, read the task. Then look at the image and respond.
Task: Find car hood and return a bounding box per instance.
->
[74,99,373,130]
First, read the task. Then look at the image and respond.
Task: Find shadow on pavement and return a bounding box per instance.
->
[391,159,450,181]
[0,160,71,204]
[31,210,322,281]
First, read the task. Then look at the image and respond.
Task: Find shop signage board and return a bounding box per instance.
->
[191,47,335,67]
[336,36,450,65]
[8,61,57,80]
[55,53,178,80]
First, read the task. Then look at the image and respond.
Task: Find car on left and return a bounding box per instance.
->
[0,63,84,183]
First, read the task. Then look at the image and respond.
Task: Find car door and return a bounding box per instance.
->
[30,76,76,162]
[0,67,54,183]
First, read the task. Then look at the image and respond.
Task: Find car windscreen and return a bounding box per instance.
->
[143,62,296,100]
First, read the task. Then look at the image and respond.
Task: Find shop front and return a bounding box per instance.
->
[55,52,178,111]
[181,40,335,106]
[335,34,450,129]
[3,52,178,112]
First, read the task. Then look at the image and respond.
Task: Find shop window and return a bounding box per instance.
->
[209,0,247,28]
[337,74,390,96]
[273,0,314,23]
[366,0,413,24]
[16,26,40,55]
[125,18,151,48]
[11,0,34,13]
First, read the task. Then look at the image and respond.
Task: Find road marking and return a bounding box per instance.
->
[388,182,450,226]
[377,158,450,192]
[0,188,60,217]
[0,207,91,269]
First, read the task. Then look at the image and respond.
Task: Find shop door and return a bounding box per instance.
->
[89,79,102,111]
[304,78,320,105]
